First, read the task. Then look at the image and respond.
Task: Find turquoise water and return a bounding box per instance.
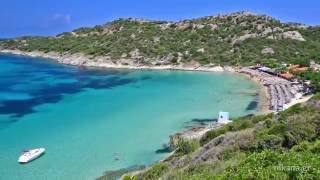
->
[0,54,260,179]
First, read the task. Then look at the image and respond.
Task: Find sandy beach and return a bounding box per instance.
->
[284,95,313,109]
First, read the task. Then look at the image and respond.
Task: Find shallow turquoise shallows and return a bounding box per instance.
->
[0,54,260,179]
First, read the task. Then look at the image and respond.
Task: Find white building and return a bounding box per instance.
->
[218,111,231,124]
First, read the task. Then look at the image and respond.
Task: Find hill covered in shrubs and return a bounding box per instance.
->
[128,95,320,179]
[1,12,320,67]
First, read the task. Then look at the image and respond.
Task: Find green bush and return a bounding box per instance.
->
[313,93,320,100]
[123,175,137,180]
[291,140,320,153]
[200,128,228,145]
[177,139,200,155]
[136,163,169,180]
[219,148,320,179]
[257,135,283,150]
[201,114,272,145]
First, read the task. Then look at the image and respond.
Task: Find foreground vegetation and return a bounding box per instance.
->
[126,95,320,179]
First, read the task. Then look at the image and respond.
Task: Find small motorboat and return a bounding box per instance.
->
[18,148,45,163]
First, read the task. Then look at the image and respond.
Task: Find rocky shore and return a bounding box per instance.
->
[0,49,231,72]
[169,123,222,150]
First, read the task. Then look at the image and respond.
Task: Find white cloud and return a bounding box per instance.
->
[51,13,71,24]
[40,13,72,29]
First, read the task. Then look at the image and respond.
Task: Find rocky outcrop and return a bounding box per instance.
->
[209,24,218,31]
[0,49,231,72]
[261,47,275,55]
[169,128,256,168]
[176,22,192,31]
[310,60,320,71]
[232,33,258,45]
[197,48,205,53]
[231,29,305,46]
[281,31,306,41]
[129,49,142,60]
[169,123,222,150]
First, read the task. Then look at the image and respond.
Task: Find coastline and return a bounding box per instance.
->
[0,49,270,114]
[237,71,272,114]
[0,49,229,72]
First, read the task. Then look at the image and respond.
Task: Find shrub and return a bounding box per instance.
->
[291,140,320,153]
[200,128,228,145]
[314,93,320,100]
[283,132,299,148]
[291,141,311,152]
[279,104,305,120]
[201,114,273,146]
[219,148,320,179]
[228,120,253,131]
[177,139,200,155]
[257,135,283,150]
[235,129,256,150]
[266,123,287,135]
[137,163,169,180]
[123,175,137,180]
[219,148,237,161]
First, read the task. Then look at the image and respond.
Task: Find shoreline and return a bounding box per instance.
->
[0,49,229,72]
[237,71,273,114]
[0,49,269,113]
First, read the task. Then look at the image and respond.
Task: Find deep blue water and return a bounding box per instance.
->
[0,54,260,179]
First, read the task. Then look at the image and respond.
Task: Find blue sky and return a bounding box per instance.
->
[1,0,319,38]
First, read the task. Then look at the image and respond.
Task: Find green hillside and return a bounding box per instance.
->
[125,95,320,180]
[1,12,320,66]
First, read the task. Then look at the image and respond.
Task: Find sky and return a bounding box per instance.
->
[1,0,320,38]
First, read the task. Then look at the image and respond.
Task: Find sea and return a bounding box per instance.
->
[0,54,260,179]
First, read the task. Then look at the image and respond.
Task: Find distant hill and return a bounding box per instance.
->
[1,11,320,67]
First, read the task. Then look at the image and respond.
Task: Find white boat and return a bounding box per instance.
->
[18,148,45,163]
